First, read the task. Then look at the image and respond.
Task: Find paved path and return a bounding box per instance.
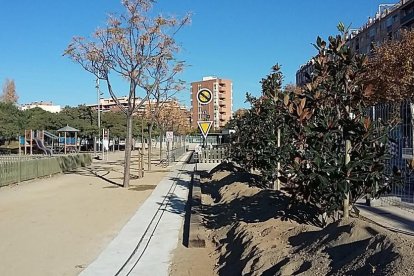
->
[356,201,414,236]
[81,152,194,276]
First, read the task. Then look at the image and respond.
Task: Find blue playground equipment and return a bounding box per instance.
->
[57,125,80,154]
[20,130,54,155]
[20,126,81,155]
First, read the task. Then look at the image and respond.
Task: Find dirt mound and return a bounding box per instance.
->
[209,161,245,175]
[203,162,263,204]
[201,165,414,276]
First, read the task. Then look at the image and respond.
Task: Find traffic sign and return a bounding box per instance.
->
[197,121,212,139]
[166,131,173,142]
[197,88,213,105]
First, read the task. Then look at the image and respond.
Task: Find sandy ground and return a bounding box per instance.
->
[170,162,414,276]
[169,225,216,276]
[0,150,170,276]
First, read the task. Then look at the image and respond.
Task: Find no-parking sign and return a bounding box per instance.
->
[166,131,173,142]
[197,88,213,105]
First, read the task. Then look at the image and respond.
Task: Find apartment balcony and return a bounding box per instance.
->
[219,86,226,92]
[219,115,226,121]
[219,109,226,114]
[401,11,414,26]
[219,100,226,107]
[219,93,226,100]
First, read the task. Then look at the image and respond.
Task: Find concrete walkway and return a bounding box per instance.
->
[81,152,194,276]
[356,201,414,236]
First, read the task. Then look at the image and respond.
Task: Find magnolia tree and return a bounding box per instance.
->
[278,24,400,219]
[229,64,286,185]
[229,24,400,220]
[64,0,190,187]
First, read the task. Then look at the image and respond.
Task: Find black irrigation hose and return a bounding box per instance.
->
[114,158,190,276]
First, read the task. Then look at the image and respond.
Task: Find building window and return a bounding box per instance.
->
[386,16,393,28]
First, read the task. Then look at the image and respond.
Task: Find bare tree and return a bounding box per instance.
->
[142,57,185,170]
[156,99,189,150]
[1,79,18,103]
[64,0,190,187]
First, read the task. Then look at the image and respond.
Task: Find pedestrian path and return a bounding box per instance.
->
[80,152,193,276]
[356,201,414,236]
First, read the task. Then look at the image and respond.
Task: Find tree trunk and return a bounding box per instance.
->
[343,139,351,218]
[123,114,133,188]
[138,119,144,178]
[160,129,163,161]
[148,122,154,171]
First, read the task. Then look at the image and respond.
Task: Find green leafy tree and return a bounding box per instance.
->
[59,105,97,137]
[23,108,59,131]
[102,111,127,138]
[278,24,398,218]
[229,24,399,220]
[0,102,23,142]
[229,65,294,186]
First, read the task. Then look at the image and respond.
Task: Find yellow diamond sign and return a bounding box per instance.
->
[197,121,212,139]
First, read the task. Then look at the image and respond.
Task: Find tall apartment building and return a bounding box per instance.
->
[296,0,414,86]
[190,76,233,130]
[88,97,192,129]
[348,0,414,54]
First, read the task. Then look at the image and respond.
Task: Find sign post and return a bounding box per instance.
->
[197,121,212,149]
[197,88,213,149]
[166,131,173,164]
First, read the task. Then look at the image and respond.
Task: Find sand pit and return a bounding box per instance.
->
[170,162,414,276]
[0,151,169,276]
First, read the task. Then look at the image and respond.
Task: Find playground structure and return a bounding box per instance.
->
[17,127,141,158]
[57,125,80,154]
[20,130,54,155]
[20,126,82,155]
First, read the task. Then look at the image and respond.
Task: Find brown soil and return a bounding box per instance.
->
[0,151,169,276]
[171,161,414,276]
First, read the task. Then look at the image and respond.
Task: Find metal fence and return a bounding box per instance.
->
[0,154,92,187]
[369,101,414,208]
[168,145,189,163]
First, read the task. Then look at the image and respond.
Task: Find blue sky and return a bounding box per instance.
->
[0,0,389,110]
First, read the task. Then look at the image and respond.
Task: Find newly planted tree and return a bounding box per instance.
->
[229,65,287,186]
[64,0,190,187]
[229,24,399,220]
[279,24,398,218]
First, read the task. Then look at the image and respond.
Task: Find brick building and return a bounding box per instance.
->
[190,77,233,130]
